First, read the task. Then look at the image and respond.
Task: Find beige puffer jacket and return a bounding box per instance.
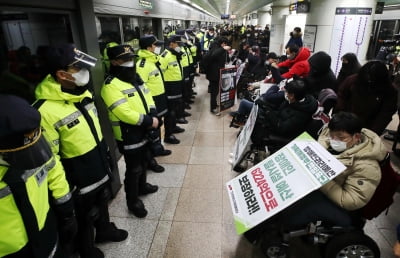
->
[318,127,387,211]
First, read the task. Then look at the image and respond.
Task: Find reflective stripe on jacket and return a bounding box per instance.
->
[101,76,155,148]
[35,75,109,191]
[136,49,165,96]
[159,49,183,82]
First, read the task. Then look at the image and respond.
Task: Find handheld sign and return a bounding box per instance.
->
[219,67,237,111]
[226,132,346,234]
[231,104,258,167]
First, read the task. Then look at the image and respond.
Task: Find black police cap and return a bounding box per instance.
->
[107,45,137,60]
[168,35,182,43]
[45,44,97,73]
[0,94,41,151]
[175,30,185,36]
[139,36,164,49]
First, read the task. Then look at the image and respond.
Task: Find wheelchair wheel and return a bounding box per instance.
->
[324,231,380,258]
[259,240,288,258]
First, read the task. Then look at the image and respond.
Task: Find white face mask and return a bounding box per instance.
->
[209,33,214,36]
[329,139,347,152]
[254,33,258,36]
[287,53,295,60]
[120,61,134,67]
[70,68,90,87]
[174,46,181,53]
[284,93,290,102]
[154,47,161,55]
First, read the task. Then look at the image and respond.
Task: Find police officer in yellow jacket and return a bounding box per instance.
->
[35,44,128,258]
[136,36,177,159]
[158,35,185,144]
[0,94,75,258]
[175,30,194,118]
[101,45,159,218]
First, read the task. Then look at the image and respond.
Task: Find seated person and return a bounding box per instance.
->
[285,112,386,228]
[250,78,318,147]
[230,79,288,128]
[270,44,311,83]
[246,112,387,243]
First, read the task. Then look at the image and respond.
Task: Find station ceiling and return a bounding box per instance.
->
[186,0,400,18]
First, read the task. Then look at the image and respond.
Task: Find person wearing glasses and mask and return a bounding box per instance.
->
[101,45,159,219]
[35,44,128,258]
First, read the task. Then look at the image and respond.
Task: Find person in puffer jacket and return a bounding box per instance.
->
[35,44,128,258]
[285,112,386,230]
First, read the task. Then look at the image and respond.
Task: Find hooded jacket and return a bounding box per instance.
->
[285,32,303,49]
[335,74,397,135]
[337,53,361,86]
[136,49,168,116]
[318,127,386,210]
[306,51,338,96]
[35,75,109,192]
[278,47,311,79]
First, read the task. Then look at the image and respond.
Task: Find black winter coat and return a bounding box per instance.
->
[205,45,229,82]
[264,94,318,137]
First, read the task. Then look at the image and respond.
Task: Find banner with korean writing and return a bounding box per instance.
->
[231,104,258,167]
[226,132,346,234]
[219,67,237,111]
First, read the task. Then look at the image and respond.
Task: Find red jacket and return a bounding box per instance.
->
[278,47,311,79]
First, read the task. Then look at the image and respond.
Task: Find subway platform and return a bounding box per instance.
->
[97,74,400,258]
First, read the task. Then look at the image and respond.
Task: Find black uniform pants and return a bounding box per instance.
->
[121,146,149,205]
[164,98,181,136]
[74,184,111,257]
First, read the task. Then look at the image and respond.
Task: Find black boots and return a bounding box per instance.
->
[95,222,128,243]
[125,167,158,218]
[139,183,158,195]
[149,158,165,173]
[164,134,180,144]
[128,199,148,218]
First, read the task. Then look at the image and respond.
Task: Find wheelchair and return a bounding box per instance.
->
[245,152,400,258]
[249,216,379,258]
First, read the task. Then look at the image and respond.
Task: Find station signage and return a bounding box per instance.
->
[139,0,153,9]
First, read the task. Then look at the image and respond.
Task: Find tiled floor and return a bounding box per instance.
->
[98,75,400,258]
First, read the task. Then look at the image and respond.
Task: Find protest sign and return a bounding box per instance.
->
[226,132,346,234]
[219,67,237,111]
[231,104,258,167]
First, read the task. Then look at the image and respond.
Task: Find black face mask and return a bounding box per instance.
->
[109,65,136,83]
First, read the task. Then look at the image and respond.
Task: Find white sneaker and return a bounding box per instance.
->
[211,109,221,116]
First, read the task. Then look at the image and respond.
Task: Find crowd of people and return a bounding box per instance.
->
[223,26,400,257]
[0,22,400,258]
[0,29,200,257]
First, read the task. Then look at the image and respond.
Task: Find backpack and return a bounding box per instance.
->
[361,153,400,219]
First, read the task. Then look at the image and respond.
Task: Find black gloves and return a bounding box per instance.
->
[53,197,78,254]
